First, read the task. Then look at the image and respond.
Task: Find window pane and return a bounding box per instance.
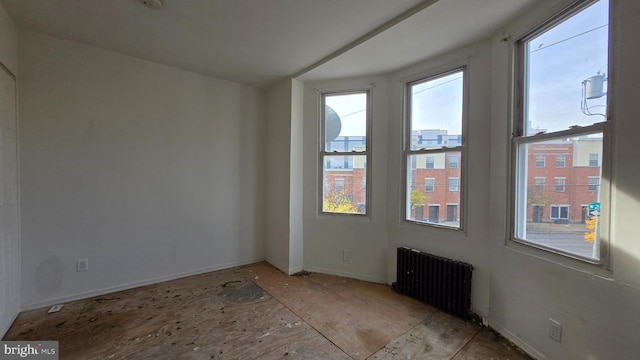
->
[322,155,366,214]
[516,135,603,259]
[424,178,435,192]
[407,152,461,228]
[523,0,609,135]
[409,71,463,151]
[324,93,367,151]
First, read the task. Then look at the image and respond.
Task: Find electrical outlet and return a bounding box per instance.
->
[48,304,64,313]
[343,250,352,261]
[548,318,562,342]
[77,258,89,272]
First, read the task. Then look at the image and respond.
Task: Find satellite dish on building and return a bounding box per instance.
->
[325,105,342,142]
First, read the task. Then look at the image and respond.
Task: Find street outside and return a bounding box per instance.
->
[526,222,595,258]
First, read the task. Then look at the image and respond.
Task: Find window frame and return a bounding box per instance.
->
[554,177,566,192]
[588,176,599,192]
[424,178,435,193]
[449,154,459,169]
[448,177,460,192]
[510,0,612,267]
[319,89,372,217]
[403,66,468,231]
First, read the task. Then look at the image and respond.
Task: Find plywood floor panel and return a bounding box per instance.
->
[368,311,480,359]
[239,262,438,360]
[4,268,349,360]
[4,262,531,360]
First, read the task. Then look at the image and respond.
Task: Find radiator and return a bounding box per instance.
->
[396,247,473,319]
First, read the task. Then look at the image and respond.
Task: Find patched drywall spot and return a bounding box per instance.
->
[35,256,66,297]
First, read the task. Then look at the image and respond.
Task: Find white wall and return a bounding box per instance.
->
[386,42,494,317]
[18,31,266,309]
[487,0,640,358]
[0,1,20,337]
[0,2,17,75]
[289,79,304,273]
[302,76,389,283]
[265,79,293,273]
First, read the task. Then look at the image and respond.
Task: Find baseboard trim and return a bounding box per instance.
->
[302,266,386,284]
[21,258,264,311]
[487,318,546,360]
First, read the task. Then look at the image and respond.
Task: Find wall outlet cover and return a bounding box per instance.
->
[549,318,562,342]
[48,304,64,313]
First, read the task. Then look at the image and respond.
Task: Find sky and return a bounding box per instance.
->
[526,0,608,134]
[325,0,609,138]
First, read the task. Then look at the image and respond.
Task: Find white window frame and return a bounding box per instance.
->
[510,0,611,267]
[556,155,566,168]
[448,177,459,192]
[425,156,435,169]
[588,152,599,167]
[403,66,468,231]
[588,176,599,192]
[554,177,566,192]
[535,154,545,168]
[424,178,435,193]
[449,155,459,169]
[550,204,570,220]
[319,90,372,216]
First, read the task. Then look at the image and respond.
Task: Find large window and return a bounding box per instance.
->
[513,0,609,262]
[321,91,370,215]
[405,68,466,229]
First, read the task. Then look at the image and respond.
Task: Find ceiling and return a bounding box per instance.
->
[0,0,537,87]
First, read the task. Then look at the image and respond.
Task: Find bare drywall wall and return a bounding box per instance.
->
[18,31,266,308]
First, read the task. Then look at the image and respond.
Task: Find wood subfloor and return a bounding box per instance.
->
[4,262,531,359]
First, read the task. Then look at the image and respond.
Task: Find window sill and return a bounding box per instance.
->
[507,237,611,277]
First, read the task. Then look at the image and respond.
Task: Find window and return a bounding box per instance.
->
[534,177,546,190]
[588,176,599,191]
[405,69,466,229]
[425,156,435,169]
[448,178,459,192]
[554,177,566,192]
[449,155,459,169]
[321,91,370,215]
[424,178,435,193]
[513,0,609,262]
[550,205,570,220]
